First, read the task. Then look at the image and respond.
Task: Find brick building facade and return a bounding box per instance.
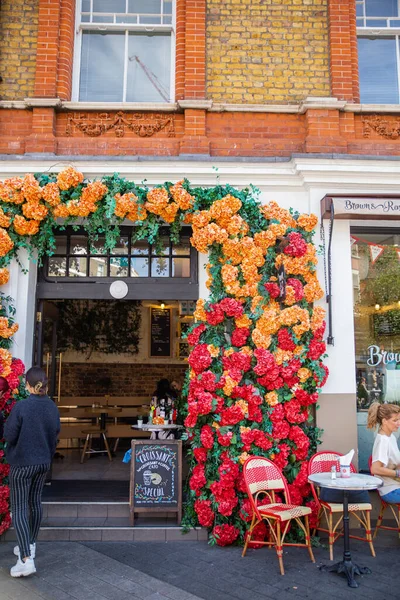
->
[0,0,399,158]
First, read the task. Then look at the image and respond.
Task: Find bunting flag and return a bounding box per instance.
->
[350,236,358,246]
[369,244,385,264]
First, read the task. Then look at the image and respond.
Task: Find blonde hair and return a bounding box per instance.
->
[367,402,400,430]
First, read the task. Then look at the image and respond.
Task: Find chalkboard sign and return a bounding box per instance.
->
[130,440,182,525]
[150,308,171,357]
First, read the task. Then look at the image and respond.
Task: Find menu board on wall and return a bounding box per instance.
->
[150,307,171,357]
[129,440,182,525]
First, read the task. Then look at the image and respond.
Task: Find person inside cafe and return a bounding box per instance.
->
[150,378,176,439]
[368,402,400,504]
[4,367,60,578]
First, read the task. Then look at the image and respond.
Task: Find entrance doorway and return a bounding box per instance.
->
[33,227,198,501]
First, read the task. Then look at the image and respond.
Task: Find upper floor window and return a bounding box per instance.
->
[357,1,400,103]
[75,0,174,103]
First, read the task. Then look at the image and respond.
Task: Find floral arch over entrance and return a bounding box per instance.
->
[0,168,328,543]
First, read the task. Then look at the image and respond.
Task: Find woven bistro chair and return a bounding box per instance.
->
[308,451,375,560]
[368,455,400,539]
[242,456,315,575]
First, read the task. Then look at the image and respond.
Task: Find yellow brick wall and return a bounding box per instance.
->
[207,0,330,104]
[0,0,39,100]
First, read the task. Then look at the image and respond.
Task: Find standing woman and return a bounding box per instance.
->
[4,367,60,577]
[368,402,400,503]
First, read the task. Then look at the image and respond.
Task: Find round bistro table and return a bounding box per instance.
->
[308,472,382,589]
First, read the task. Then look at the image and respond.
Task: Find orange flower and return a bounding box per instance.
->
[235,314,252,328]
[297,368,311,383]
[160,201,179,224]
[279,306,310,338]
[191,210,211,229]
[303,280,324,303]
[297,213,318,232]
[53,204,70,218]
[0,347,12,376]
[239,452,250,465]
[283,285,297,306]
[0,208,10,228]
[194,299,207,322]
[0,228,14,256]
[262,201,296,228]
[208,195,242,220]
[265,391,279,406]
[235,400,248,416]
[42,183,61,206]
[114,192,147,221]
[251,329,272,349]
[170,181,194,210]
[57,167,84,191]
[22,201,48,221]
[274,348,293,365]
[22,174,42,203]
[207,345,220,358]
[0,316,18,338]
[13,215,40,236]
[223,375,237,396]
[145,187,169,215]
[311,305,326,332]
[0,267,9,285]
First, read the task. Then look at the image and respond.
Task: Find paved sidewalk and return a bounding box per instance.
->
[0,531,399,600]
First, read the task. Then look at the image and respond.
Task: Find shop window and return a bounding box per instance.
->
[352,228,400,469]
[46,227,192,279]
[357,1,400,103]
[75,0,174,102]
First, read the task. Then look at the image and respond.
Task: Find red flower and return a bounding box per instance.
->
[217,430,233,447]
[212,524,240,546]
[189,465,206,491]
[306,500,320,529]
[200,425,214,449]
[272,420,290,440]
[283,232,307,257]
[199,371,218,392]
[197,391,214,415]
[284,399,308,424]
[217,496,238,517]
[289,426,310,460]
[247,521,268,549]
[294,388,318,406]
[307,338,326,361]
[220,404,244,426]
[293,462,309,488]
[193,447,208,463]
[184,410,198,429]
[219,298,244,318]
[205,303,225,325]
[187,323,206,346]
[231,328,250,347]
[270,404,284,423]
[240,498,253,522]
[277,329,296,351]
[265,282,280,298]
[254,348,276,375]
[188,344,212,374]
[314,363,329,387]
[287,483,303,506]
[194,499,215,527]
[274,443,291,469]
[11,358,25,376]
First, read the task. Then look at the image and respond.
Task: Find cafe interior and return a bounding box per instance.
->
[42,298,192,496]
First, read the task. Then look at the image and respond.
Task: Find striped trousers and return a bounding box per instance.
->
[9,464,50,559]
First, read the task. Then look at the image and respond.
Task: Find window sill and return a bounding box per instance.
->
[63,102,178,112]
[344,104,400,113]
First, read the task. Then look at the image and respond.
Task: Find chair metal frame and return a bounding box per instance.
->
[80,427,113,463]
[308,451,375,560]
[242,456,315,575]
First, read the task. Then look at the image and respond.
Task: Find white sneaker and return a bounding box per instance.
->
[10,557,36,578]
[13,543,36,559]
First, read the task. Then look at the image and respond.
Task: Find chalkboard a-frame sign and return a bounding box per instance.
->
[129,440,182,526]
[150,307,171,358]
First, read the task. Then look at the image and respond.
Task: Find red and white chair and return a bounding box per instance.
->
[242,456,315,575]
[308,451,375,560]
[368,455,400,539]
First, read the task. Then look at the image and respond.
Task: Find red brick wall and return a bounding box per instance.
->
[328,0,359,102]
[60,363,188,397]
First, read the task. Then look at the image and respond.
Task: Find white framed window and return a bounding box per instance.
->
[73,0,175,103]
[357,1,400,103]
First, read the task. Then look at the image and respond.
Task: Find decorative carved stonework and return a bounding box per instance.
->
[362,115,400,140]
[66,111,175,138]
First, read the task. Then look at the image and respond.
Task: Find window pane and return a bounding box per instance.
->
[151,257,169,277]
[172,237,190,256]
[93,0,125,13]
[89,236,106,255]
[356,3,364,17]
[110,257,129,276]
[365,0,397,17]
[126,33,171,102]
[172,258,190,277]
[90,256,107,276]
[82,0,90,11]
[80,32,125,102]
[70,235,87,255]
[132,239,149,255]
[153,236,169,256]
[139,15,161,24]
[110,236,129,255]
[366,19,389,26]
[68,257,87,277]
[131,257,149,276]
[54,236,67,254]
[48,257,67,277]
[358,37,399,103]
[128,0,161,14]
[164,1,172,15]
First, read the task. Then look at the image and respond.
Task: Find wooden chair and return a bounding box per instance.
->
[80,427,113,463]
[368,455,400,539]
[242,456,315,575]
[308,451,375,560]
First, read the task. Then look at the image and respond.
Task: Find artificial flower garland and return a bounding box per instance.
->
[0,167,328,543]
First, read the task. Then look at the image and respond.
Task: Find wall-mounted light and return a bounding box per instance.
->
[375,303,380,311]
[160,302,165,310]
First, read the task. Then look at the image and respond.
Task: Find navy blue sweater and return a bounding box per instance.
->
[4,394,60,466]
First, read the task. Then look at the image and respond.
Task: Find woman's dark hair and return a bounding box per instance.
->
[154,378,171,399]
[26,367,48,396]
[0,376,9,395]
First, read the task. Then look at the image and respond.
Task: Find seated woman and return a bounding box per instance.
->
[368,402,400,504]
[150,379,175,440]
